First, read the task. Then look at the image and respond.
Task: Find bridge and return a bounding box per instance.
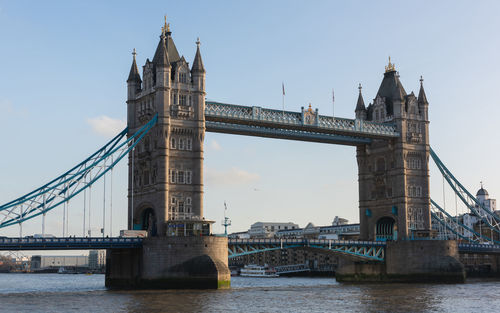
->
[0,237,142,250]
[1,19,500,288]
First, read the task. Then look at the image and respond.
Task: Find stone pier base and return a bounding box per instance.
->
[336,240,465,283]
[105,236,231,289]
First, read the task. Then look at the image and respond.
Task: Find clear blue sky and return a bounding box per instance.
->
[1,0,499,238]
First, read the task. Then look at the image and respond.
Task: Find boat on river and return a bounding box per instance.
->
[240,264,279,277]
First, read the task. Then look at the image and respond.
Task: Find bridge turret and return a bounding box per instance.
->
[355,83,367,120]
[418,76,429,120]
[153,28,172,90]
[127,49,142,100]
[191,38,206,122]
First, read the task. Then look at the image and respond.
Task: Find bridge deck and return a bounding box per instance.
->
[205,101,399,146]
[0,237,143,250]
[228,238,387,261]
[458,243,500,254]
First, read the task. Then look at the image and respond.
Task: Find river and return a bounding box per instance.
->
[0,274,498,312]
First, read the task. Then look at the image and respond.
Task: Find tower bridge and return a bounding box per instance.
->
[2,19,500,288]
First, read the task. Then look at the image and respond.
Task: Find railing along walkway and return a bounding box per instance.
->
[205,102,399,142]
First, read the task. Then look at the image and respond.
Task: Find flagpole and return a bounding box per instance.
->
[282,82,285,119]
[332,88,335,123]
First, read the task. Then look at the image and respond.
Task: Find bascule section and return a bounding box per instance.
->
[355,60,431,241]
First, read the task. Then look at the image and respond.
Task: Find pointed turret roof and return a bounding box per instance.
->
[418,76,429,105]
[165,31,181,63]
[355,83,366,112]
[127,48,141,82]
[376,69,407,101]
[152,31,170,67]
[191,37,205,73]
[375,58,407,115]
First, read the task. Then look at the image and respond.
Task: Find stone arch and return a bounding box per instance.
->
[375,216,396,241]
[141,208,158,236]
[134,204,158,236]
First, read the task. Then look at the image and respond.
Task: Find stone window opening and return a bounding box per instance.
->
[179,94,187,106]
[185,171,192,184]
[169,169,176,183]
[180,72,188,83]
[186,197,192,213]
[171,137,176,149]
[177,171,185,184]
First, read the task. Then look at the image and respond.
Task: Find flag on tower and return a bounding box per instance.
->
[282,82,285,96]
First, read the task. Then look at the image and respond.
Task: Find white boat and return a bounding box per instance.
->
[240,264,279,277]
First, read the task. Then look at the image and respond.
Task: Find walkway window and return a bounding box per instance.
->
[171,137,176,149]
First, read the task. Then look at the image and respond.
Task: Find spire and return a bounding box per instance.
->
[153,29,170,67]
[355,83,366,112]
[191,37,205,73]
[385,56,396,73]
[127,48,141,83]
[418,75,429,105]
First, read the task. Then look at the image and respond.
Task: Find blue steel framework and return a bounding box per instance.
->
[431,200,500,244]
[429,147,500,243]
[430,148,500,234]
[228,239,386,262]
[0,115,158,230]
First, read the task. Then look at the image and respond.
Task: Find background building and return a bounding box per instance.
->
[248,222,299,238]
[31,255,88,271]
[88,250,106,270]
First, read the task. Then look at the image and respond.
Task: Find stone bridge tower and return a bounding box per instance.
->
[106,20,230,290]
[126,21,209,237]
[355,59,431,241]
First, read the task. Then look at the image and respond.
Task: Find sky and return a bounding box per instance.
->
[1,0,499,242]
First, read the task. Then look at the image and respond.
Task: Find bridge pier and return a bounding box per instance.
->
[336,240,465,283]
[105,236,230,289]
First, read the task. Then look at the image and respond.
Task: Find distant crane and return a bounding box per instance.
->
[221,201,231,236]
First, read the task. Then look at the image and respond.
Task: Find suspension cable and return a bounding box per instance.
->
[110,155,113,237]
[103,162,106,238]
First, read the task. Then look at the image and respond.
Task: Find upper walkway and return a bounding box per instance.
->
[205,101,399,146]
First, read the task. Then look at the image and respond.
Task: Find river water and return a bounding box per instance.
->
[0,274,499,312]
